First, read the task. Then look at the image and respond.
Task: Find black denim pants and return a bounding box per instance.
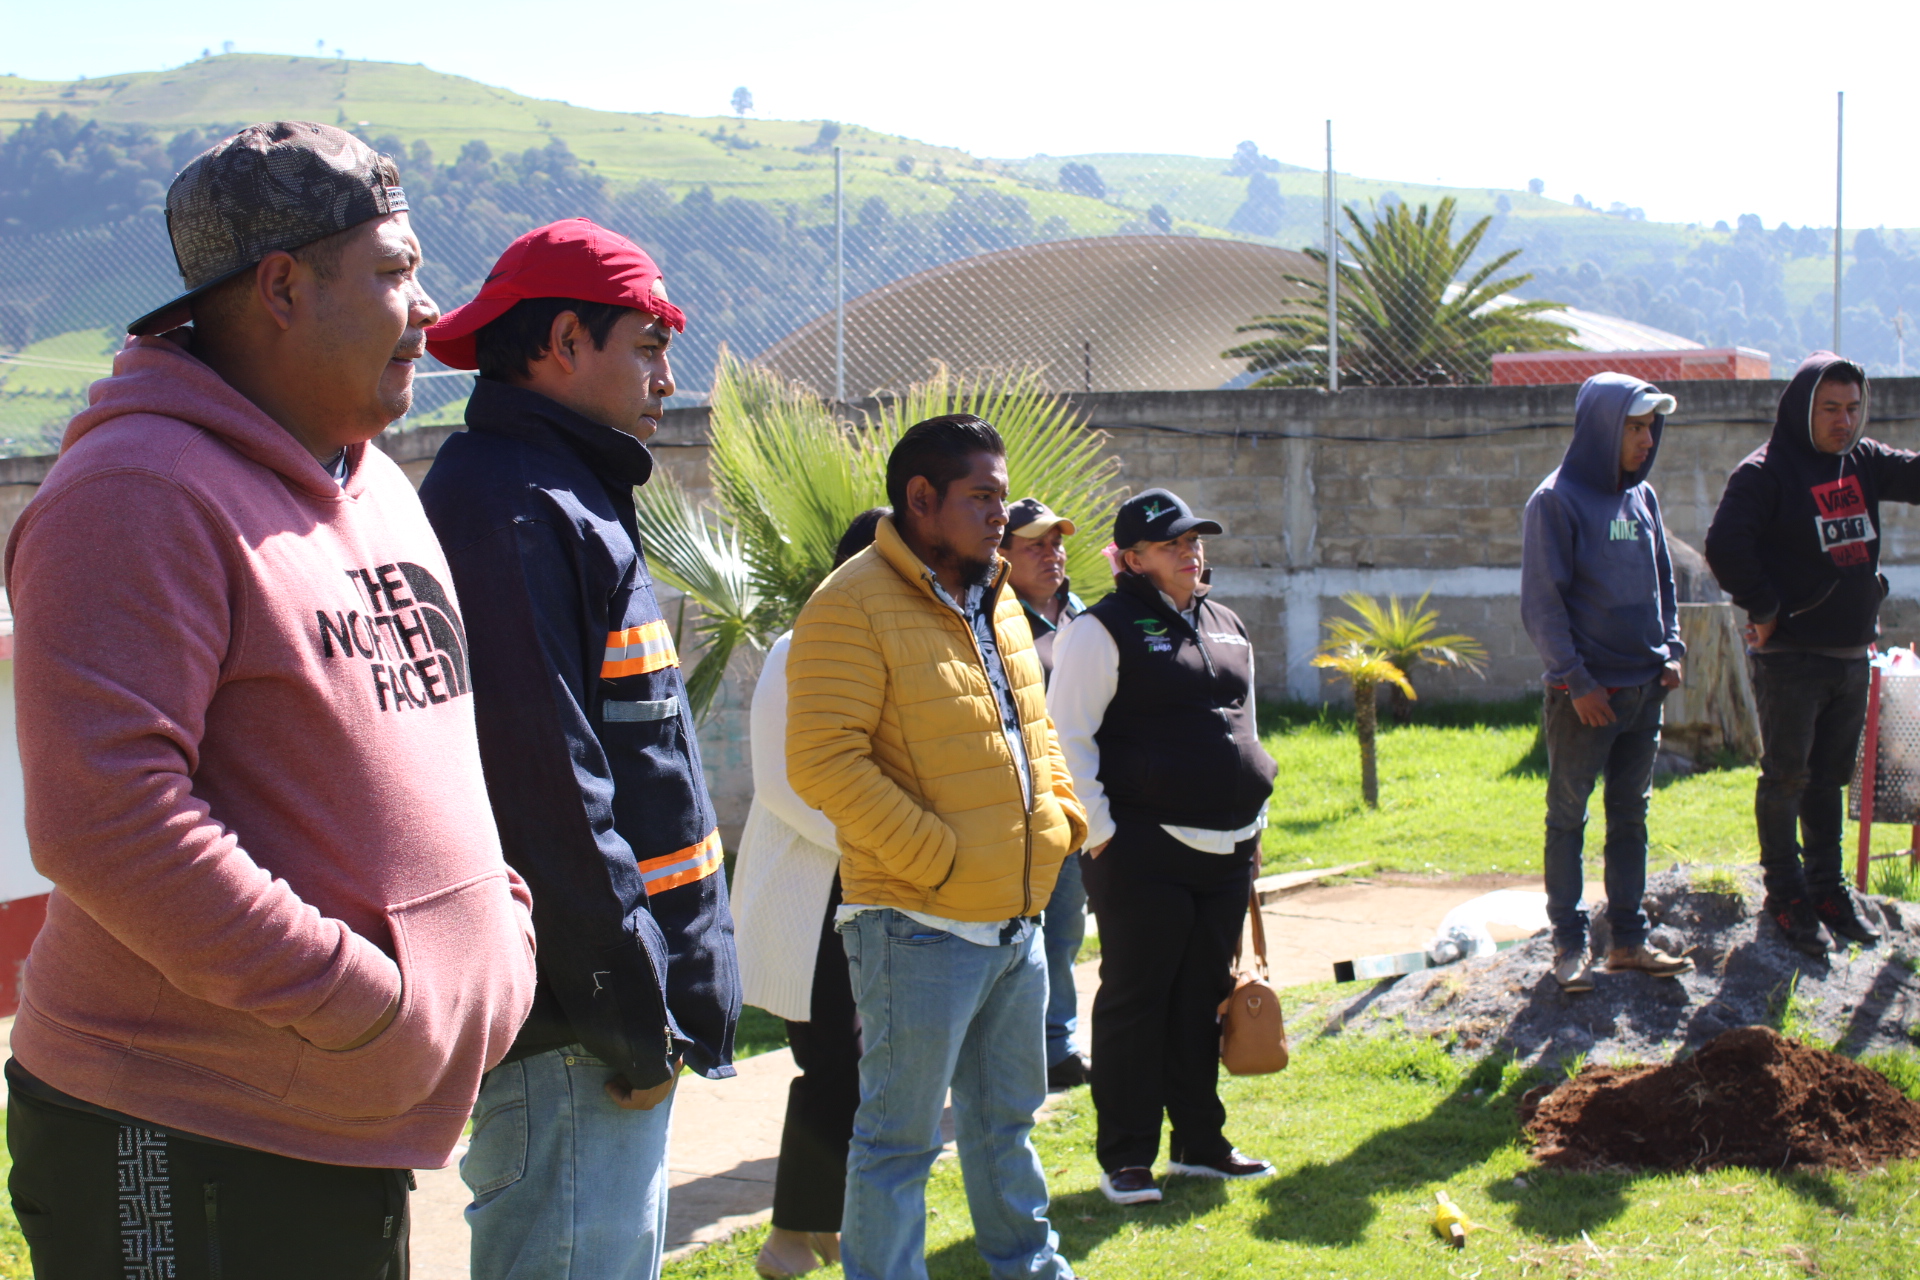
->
[1751,650,1871,902]
[7,1078,410,1280]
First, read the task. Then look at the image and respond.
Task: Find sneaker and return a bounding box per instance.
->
[1606,943,1694,977]
[1047,1052,1091,1089]
[1765,897,1829,958]
[1166,1150,1276,1180]
[1099,1167,1162,1205]
[1552,949,1595,993]
[1813,889,1881,946]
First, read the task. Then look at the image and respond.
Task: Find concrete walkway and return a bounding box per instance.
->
[1,871,1569,1277]
[412,870,1563,1275]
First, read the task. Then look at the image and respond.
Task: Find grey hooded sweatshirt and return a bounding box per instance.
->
[1521,371,1685,697]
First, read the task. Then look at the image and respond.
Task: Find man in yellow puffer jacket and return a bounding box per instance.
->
[788,414,1087,1280]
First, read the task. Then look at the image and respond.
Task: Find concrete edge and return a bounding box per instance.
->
[1254,861,1371,904]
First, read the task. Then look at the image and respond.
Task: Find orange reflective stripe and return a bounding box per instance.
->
[637,829,724,893]
[602,620,678,677]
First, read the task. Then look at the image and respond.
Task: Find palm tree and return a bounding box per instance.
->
[1310,643,1416,809]
[1322,592,1487,723]
[633,352,1125,715]
[1223,197,1578,387]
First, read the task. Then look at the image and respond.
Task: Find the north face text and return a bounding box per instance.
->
[314,562,472,711]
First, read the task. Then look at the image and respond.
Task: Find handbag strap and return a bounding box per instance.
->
[1235,885,1270,980]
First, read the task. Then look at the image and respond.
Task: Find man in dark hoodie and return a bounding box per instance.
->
[1522,372,1693,992]
[1705,353,1914,956]
[418,220,739,1280]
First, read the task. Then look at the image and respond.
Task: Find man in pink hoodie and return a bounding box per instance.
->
[3,121,537,1279]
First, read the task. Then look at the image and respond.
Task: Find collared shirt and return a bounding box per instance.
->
[1020,584,1087,683]
[928,572,1032,811]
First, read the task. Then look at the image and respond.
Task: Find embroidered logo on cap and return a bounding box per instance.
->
[385,186,409,212]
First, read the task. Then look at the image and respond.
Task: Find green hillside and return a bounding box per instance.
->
[3,54,1819,291]
[0,53,1648,246]
[9,51,1917,407]
[0,55,1144,234]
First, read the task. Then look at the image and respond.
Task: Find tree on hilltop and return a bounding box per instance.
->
[1057,162,1105,200]
[1226,172,1284,238]
[1225,140,1280,176]
[731,87,753,117]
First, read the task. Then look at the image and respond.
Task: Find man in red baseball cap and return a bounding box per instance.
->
[418,220,738,1280]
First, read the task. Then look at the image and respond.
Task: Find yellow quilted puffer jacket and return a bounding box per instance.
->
[786,516,1088,920]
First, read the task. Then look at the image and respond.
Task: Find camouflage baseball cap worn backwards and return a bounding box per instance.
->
[129,121,409,336]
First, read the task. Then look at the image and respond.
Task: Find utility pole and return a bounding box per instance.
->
[834,144,846,405]
[1834,91,1844,354]
[1325,119,1339,392]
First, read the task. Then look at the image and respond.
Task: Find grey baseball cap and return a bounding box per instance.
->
[129,121,409,336]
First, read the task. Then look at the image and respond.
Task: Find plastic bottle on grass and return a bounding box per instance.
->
[1431,1190,1472,1248]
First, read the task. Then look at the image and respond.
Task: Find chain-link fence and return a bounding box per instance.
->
[6,114,1915,458]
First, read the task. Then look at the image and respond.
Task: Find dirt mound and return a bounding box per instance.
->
[1321,867,1920,1070]
[1523,1026,1920,1172]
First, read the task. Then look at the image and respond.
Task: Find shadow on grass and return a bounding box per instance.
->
[1505,718,1549,779]
[1487,1164,1855,1243]
[1263,696,1545,736]
[1249,1072,1525,1247]
[923,1179,1228,1278]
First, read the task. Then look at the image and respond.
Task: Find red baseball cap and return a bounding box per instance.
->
[425,218,686,370]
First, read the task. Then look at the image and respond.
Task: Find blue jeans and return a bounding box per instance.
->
[462,1045,675,1280]
[838,909,1071,1280]
[1041,852,1087,1067]
[1542,681,1665,953]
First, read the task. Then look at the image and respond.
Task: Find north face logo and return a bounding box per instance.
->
[314,562,471,712]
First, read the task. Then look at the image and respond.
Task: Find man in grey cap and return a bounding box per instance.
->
[3,121,535,1278]
[1002,497,1093,1088]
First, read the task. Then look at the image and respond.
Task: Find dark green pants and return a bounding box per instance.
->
[7,1083,410,1279]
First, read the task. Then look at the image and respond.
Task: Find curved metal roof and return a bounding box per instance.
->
[756,234,1700,396]
[757,235,1321,397]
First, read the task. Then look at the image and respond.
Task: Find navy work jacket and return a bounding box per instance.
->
[419,378,738,1089]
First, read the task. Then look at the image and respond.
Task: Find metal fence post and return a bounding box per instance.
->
[834,144,846,405]
[1325,120,1339,393]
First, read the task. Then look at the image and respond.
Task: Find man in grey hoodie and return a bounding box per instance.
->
[1521,372,1694,992]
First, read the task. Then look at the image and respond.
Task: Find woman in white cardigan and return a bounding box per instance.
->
[732,509,885,1279]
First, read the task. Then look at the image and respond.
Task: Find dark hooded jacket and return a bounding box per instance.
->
[1704,352,1920,652]
[1521,371,1685,697]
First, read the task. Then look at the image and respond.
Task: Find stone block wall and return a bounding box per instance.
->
[12,374,1920,840]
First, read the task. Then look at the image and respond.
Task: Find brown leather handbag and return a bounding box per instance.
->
[1218,887,1289,1075]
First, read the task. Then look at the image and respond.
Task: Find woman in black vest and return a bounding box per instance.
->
[1047,488,1279,1206]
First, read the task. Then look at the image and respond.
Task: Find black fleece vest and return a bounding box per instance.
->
[1087,574,1277,831]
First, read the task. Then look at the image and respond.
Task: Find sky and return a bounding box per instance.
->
[7,0,1916,230]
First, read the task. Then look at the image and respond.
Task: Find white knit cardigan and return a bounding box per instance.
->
[731,632,842,1022]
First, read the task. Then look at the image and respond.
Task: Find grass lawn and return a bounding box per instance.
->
[1257,696,1920,879]
[667,983,1920,1280]
[0,1132,28,1277]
